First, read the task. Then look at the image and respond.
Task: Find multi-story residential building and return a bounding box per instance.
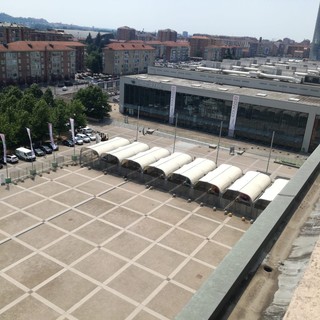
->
[116,26,136,41]
[189,36,213,58]
[0,23,29,43]
[162,41,190,62]
[0,41,85,85]
[0,22,74,44]
[157,29,177,42]
[204,45,244,61]
[103,42,155,75]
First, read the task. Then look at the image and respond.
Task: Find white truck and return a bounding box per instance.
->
[15,147,36,162]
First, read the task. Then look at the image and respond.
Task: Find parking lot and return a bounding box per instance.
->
[0,121,300,319]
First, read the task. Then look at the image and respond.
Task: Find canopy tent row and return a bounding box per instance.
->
[226,171,272,203]
[80,137,130,164]
[255,178,289,209]
[122,147,171,171]
[101,142,150,165]
[144,152,193,178]
[195,164,243,195]
[170,158,216,186]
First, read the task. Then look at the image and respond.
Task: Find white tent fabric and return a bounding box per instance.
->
[258,178,289,202]
[102,142,149,164]
[80,137,130,161]
[196,164,243,194]
[144,152,193,177]
[122,147,171,171]
[228,171,272,202]
[170,158,216,186]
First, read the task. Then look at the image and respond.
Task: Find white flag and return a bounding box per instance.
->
[48,123,56,149]
[69,118,75,142]
[169,85,176,125]
[26,127,35,156]
[0,133,7,164]
[228,95,240,137]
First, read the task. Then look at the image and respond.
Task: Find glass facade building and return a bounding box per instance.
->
[123,84,308,151]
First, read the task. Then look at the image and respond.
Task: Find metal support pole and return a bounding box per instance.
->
[215,121,223,165]
[266,131,275,174]
[173,114,178,153]
[136,105,140,141]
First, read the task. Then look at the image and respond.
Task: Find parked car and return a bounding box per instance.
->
[46,142,59,151]
[0,163,3,169]
[62,139,74,147]
[86,133,96,141]
[74,136,83,145]
[62,86,68,91]
[76,133,90,143]
[34,148,45,157]
[40,145,53,154]
[15,147,36,161]
[6,154,19,163]
[79,126,93,135]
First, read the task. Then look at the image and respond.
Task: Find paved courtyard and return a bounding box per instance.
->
[0,122,299,320]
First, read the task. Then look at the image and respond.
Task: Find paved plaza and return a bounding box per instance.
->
[0,122,299,320]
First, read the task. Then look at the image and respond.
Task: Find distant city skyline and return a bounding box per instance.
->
[1,0,319,42]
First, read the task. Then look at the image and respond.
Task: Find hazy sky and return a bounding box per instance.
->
[2,0,319,41]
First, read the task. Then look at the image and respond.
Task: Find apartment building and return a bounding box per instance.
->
[0,23,29,43]
[0,41,85,85]
[189,36,214,57]
[116,26,136,41]
[103,42,155,75]
[0,22,74,44]
[162,41,190,62]
[157,29,177,42]
[204,45,244,61]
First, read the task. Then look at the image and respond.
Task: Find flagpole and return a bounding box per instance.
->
[173,113,178,153]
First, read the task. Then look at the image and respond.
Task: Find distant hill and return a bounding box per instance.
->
[0,12,114,33]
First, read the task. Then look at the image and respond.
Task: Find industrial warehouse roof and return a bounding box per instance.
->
[81,137,130,158]
[123,73,320,107]
[122,147,171,171]
[170,158,216,186]
[144,152,193,178]
[195,164,243,194]
[227,171,272,202]
[103,141,150,164]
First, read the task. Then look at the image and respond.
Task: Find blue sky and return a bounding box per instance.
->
[1,0,319,41]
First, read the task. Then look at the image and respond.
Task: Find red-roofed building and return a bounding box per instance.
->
[103,42,156,75]
[0,41,85,85]
[162,41,190,62]
[189,36,214,58]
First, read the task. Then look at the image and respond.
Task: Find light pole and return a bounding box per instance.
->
[215,121,223,165]
[266,131,275,174]
[135,105,140,141]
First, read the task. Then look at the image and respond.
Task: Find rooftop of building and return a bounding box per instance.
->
[0,40,85,52]
[105,42,155,51]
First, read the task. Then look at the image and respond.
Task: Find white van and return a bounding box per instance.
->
[15,147,36,162]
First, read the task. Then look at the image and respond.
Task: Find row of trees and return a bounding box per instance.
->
[0,84,111,150]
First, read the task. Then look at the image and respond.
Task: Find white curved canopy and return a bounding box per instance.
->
[258,178,289,202]
[170,158,216,186]
[81,137,130,158]
[144,152,193,178]
[196,164,243,194]
[102,142,149,164]
[122,147,171,171]
[228,171,271,202]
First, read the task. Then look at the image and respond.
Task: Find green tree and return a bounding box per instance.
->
[25,83,43,99]
[85,51,102,73]
[68,99,87,129]
[73,85,110,120]
[43,88,55,107]
[52,99,69,137]
[30,99,51,141]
